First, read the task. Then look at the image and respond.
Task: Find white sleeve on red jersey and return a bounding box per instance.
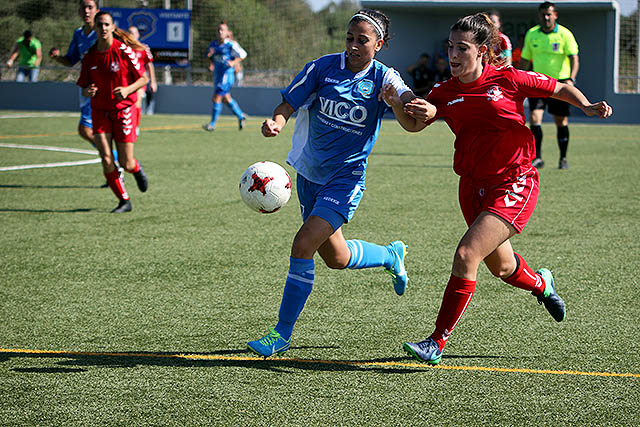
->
[508,67,556,98]
[119,42,145,79]
[144,44,153,62]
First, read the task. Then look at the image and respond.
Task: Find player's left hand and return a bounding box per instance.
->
[380,84,401,107]
[113,86,129,101]
[583,101,613,119]
[404,97,436,123]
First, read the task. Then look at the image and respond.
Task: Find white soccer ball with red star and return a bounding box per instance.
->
[239,161,292,213]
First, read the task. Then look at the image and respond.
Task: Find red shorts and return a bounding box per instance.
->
[458,168,539,233]
[92,106,137,143]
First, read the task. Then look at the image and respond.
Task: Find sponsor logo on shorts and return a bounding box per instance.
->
[322,196,340,205]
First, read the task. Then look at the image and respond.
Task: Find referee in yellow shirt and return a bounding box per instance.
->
[520,1,579,170]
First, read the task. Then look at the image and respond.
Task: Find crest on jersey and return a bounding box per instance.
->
[356,79,375,98]
[487,85,504,102]
[110,61,120,72]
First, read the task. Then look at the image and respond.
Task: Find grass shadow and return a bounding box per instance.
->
[0,348,446,375]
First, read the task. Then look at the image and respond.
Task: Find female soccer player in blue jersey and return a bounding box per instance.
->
[248,9,436,357]
[203,21,247,132]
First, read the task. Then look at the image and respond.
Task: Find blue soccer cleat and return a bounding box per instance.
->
[535,268,566,322]
[385,240,408,296]
[247,327,291,357]
[403,337,443,365]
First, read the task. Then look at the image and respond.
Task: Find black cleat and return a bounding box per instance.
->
[558,158,569,170]
[535,268,566,322]
[133,165,148,192]
[111,199,132,213]
[239,115,247,130]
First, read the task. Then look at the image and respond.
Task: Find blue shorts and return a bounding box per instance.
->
[79,94,92,129]
[296,168,366,232]
[213,69,235,96]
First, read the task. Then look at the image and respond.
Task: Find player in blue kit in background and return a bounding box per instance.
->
[248,9,436,357]
[49,0,119,182]
[203,21,248,132]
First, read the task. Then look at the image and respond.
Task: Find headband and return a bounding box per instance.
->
[351,13,385,39]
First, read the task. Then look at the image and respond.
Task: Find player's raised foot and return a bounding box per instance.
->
[558,157,569,170]
[403,337,442,365]
[247,327,291,357]
[238,114,247,130]
[202,123,215,132]
[385,240,408,295]
[133,164,148,192]
[535,268,566,322]
[532,158,545,169]
[111,199,132,213]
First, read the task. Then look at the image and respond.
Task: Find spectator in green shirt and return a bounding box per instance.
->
[6,30,42,82]
[520,2,579,170]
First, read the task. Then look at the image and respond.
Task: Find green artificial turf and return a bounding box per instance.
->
[0,112,638,425]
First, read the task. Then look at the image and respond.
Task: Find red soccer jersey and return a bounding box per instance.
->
[77,39,145,111]
[425,63,556,185]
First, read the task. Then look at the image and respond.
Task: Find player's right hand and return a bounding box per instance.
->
[262,119,281,137]
[49,47,60,58]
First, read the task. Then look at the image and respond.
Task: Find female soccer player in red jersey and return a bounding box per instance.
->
[77,11,150,213]
[396,13,612,364]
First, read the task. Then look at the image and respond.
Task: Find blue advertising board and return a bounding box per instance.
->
[103,8,191,66]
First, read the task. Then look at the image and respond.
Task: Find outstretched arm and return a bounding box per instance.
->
[381,85,434,132]
[551,82,612,118]
[262,101,295,137]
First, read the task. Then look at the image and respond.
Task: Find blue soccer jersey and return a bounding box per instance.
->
[64,27,97,128]
[65,27,97,66]
[208,39,247,95]
[283,52,410,185]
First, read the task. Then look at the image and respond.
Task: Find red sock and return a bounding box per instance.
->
[105,168,129,201]
[131,158,140,173]
[431,274,476,351]
[502,253,544,295]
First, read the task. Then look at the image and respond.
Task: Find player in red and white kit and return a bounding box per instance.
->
[77,11,149,213]
[395,13,612,364]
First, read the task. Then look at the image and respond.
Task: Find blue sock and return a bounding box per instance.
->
[210,102,222,127]
[227,98,244,119]
[345,239,395,269]
[113,149,119,164]
[275,257,314,340]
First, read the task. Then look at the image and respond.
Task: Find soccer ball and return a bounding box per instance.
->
[239,161,292,213]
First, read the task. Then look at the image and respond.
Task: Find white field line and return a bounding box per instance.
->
[0,112,78,119]
[0,143,97,155]
[0,142,100,171]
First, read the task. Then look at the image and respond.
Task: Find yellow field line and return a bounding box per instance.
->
[1,347,637,378]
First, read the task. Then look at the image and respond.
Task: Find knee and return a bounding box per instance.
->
[452,245,481,273]
[322,253,349,270]
[291,235,316,260]
[488,263,515,279]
